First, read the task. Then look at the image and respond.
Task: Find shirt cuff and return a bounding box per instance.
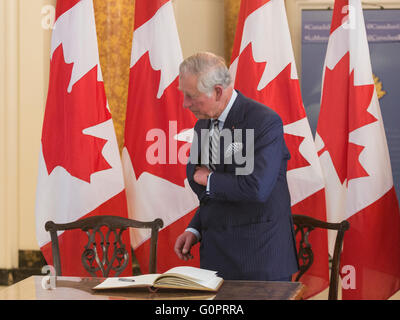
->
[185,228,201,241]
[206,172,213,194]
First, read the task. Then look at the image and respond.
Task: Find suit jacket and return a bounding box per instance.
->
[187,92,299,280]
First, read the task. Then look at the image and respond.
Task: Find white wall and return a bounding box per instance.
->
[0,0,20,268]
[0,0,55,268]
[173,0,225,58]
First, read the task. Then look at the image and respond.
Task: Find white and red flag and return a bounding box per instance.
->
[316,0,400,299]
[36,0,131,276]
[230,0,328,298]
[122,0,199,273]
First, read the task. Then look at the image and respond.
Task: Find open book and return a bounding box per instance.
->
[93,266,224,292]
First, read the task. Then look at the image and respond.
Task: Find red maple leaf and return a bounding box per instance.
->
[284,133,309,171]
[42,44,112,183]
[124,52,196,187]
[317,52,376,185]
[234,43,310,171]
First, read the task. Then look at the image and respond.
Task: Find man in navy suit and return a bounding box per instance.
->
[174,52,298,281]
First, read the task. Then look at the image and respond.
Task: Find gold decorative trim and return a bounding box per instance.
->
[373,73,386,100]
[224,0,241,63]
[93,0,135,152]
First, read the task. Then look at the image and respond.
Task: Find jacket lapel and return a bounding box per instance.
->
[195,119,211,166]
[193,92,247,171]
[222,92,246,132]
[216,92,246,171]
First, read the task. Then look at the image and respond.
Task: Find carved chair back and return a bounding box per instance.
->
[292,214,350,300]
[45,215,163,277]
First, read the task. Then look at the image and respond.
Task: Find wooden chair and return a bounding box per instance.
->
[45,215,163,277]
[292,214,350,300]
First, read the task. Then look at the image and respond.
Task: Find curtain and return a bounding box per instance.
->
[93,0,135,151]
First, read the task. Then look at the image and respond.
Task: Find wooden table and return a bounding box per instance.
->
[0,276,305,300]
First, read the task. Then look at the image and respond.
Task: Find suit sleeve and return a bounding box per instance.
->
[186,125,204,233]
[209,114,287,203]
[187,207,201,234]
[186,161,206,200]
[186,122,209,202]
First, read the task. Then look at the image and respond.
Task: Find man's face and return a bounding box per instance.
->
[178,73,219,119]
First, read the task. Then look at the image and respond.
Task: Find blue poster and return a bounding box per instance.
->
[301,9,400,202]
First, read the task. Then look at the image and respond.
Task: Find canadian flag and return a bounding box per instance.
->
[230,0,328,298]
[316,0,400,299]
[35,0,131,276]
[122,0,199,273]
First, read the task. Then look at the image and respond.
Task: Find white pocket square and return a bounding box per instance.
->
[225,142,243,158]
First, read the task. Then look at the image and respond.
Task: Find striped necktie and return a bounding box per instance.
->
[209,119,220,171]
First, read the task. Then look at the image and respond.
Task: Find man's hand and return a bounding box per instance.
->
[174,231,198,261]
[193,165,211,186]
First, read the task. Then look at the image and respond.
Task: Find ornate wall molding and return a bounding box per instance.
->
[0,0,20,269]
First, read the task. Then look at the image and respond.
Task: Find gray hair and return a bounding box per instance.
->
[179,52,232,96]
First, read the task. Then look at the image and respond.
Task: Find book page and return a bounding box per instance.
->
[156,267,223,290]
[93,274,160,290]
[163,266,218,281]
[155,275,223,291]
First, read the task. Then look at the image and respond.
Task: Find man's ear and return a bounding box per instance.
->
[214,85,223,101]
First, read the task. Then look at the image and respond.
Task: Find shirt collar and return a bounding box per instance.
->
[214,89,238,125]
